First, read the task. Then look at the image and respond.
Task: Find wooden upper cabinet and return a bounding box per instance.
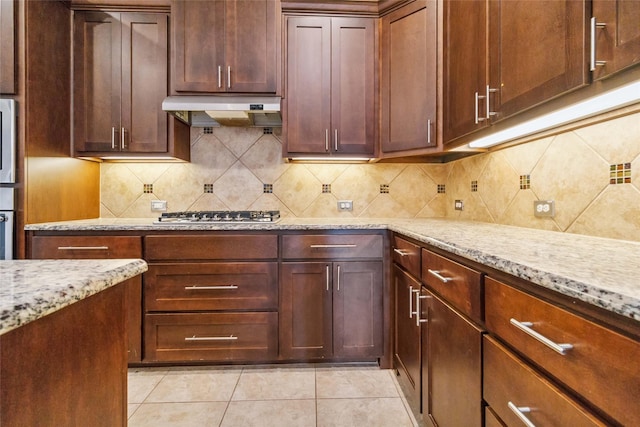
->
[592,0,640,80]
[171,0,278,93]
[380,0,437,156]
[443,0,589,145]
[73,11,182,157]
[442,0,489,144]
[489,0,589,120]
[0,0,16,94]
[285,16,376,156]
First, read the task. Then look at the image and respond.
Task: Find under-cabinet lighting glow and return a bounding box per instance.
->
[468,80,640,149]
[287,157,375,163]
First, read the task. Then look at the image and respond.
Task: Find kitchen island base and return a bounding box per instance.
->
[0,283,127,426]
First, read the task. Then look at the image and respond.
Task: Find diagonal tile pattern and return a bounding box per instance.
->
[127,365,419,427]
[101,110,640,241]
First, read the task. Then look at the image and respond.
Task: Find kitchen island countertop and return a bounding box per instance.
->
[0,258,148,335]
[25,217,640,323]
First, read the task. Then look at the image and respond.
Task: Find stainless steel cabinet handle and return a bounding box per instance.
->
[325,129,329,151]
[411,288,420,320]
[428,269,452,283]
[416,293,430,326]
[409,285,414,318]
[427,119,431,144]
[509,318,573,355]
[310,244,357,249]
[227,66,231,89]
[486,85,498,119]
[393,248,410,257]
[337,265,341,291]
[334,129,338,151]
[111,127,116,149]
[185,335,237,342]
[218,65,222,88]
[121,127,126,150]
[474,92,486,124]
[326,265,330,291]
[507,402,536,427]
[590,17,607,71]
[184,285,239,290]
[57,246,109,251]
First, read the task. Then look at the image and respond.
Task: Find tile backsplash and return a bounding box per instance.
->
[101,111,640,242]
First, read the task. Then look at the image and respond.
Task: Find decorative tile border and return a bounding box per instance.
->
[380,184,390,194]
[437,184,446,194]
[263,184,273,194]
[520,175,530,190]
[471,180,478,192]
[143,184,153,194]
[322,184,331,193]
[204,184,214,193]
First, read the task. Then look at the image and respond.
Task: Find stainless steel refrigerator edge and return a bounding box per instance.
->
[0,99,17,260]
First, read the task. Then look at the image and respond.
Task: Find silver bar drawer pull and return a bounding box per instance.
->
[310,244,357,249]
[428,269,452,283]
[393,248,410,257]
[57,246,109,251]
[507,402,536,427]
[185,335,238,342]
[510,318,573,355]
[184,285,239,290]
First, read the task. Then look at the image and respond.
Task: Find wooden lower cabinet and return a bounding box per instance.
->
[28,235,143,363]
[143,234,279,364]
[393,265,422,416]
[144,312,278,362]
[422,290,483,427]
[483,335,606,427]
[280,261,384,361]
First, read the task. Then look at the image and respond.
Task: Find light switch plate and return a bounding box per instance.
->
[337,200,353,211]
[454,200,464,211]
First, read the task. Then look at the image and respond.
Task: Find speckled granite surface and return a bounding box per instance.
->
[0,259,148,335]
[25,218,640,322]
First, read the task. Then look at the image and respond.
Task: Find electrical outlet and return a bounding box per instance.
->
[151,200,167,212]
[454,200,464,211]
[337,200,353,211]
[534,200,555,217]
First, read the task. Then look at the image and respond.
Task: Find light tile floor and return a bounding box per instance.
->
[128,364,420,427]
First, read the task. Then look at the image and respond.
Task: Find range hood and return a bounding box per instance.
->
[162,96,282,127]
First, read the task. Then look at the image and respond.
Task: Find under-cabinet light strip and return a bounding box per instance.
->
[468,80,640,149]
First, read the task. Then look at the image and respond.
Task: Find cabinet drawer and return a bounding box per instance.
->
[392,235,420,277]
[145,234,278,261]
[31,235,142,259]
[483,336,605,427]
[282,234,383,259]
[485,277,640,426]
[421,249,482,323]
[145,263,278,311]
[144,312,278,362]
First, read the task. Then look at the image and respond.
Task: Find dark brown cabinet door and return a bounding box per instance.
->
[592,0,640,80]
[73,12,171,155]
[285,16,375,156]
[423,290,483,427]
[73,12,122,153]
[0,0,16,94]
[381,0,437,154]
[393,265,421,414]
[333,261,383,358]
[171,0,277,93]
[442,0,488,144]
[489,0,589,119]
[121,13,168,153]
[280,261,383,360]
[280,262,333,359]
[285,16,332,154]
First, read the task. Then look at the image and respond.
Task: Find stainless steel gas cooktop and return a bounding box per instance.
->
[154,210,280,224]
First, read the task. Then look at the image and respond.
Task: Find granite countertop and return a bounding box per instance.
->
[0,258,148,335]
[25,217,640,323]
